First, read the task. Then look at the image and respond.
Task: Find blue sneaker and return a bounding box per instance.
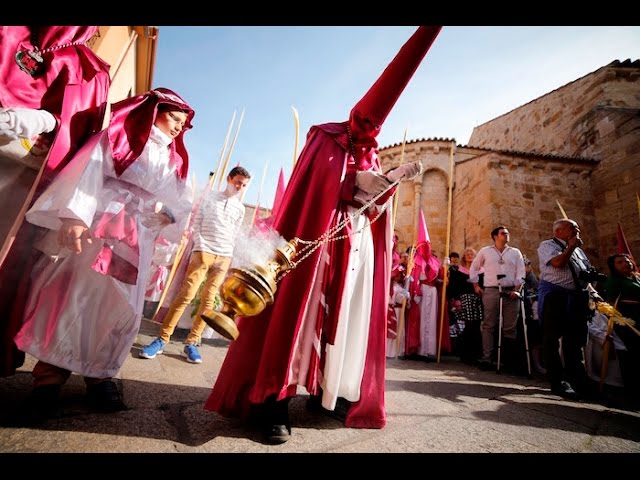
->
[139,338,166,359]
[182,343,202,364]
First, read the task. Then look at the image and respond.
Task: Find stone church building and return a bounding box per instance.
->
[381,59,640,273]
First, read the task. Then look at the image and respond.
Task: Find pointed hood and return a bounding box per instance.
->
[413,209,440,282]
[417,208,430,245]
[272,167,287,218]
[349,26,441,143]
[414,209,431,268]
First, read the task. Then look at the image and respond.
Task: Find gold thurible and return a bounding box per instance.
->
[200,238,299,340]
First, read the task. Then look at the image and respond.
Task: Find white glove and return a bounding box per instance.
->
[386,161,423,183]
[355,170,391,195]
[413,295,422,304]
[353,189,375,206]
[0,107,56,140]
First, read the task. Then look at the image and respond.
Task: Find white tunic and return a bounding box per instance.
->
[14,127,193,378]
[292,202,392,411]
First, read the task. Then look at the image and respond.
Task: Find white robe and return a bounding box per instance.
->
[292,203,391,411]
[386,282,408,359]
[417,275,439,358]
[14,127,192,379]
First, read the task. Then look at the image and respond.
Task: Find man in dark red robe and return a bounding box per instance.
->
[204,26,442,443]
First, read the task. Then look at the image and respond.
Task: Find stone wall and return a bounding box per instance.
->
[582,106,640,263]
[449,153,493,255]
[466,61,640,264]
[259,61,637,274]
[467,62,639,158]
[381,142,600,273]
[380,140,454,256]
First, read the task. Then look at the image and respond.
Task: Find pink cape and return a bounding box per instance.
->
[0,27,111,377]
[204,123,392,429]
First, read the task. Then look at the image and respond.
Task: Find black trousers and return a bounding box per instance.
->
[541,290,589,389]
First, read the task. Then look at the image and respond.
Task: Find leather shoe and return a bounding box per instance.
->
[264,423,291,444]
[306,394,323,413]
[306,394,349,423]
[262,395,291,444]
[86,380,128,413]
[551,381,580,400]
[478,361,494,371]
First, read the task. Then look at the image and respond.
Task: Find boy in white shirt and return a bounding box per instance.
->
[139,166,251,363]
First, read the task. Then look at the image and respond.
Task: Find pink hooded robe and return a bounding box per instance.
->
[205,26,442,429]
[0,26,111,376]
[13,89,195,379]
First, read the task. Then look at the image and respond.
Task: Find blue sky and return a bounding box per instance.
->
[152,26,640,208]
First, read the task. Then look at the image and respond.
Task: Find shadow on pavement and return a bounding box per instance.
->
[0,371,345,447]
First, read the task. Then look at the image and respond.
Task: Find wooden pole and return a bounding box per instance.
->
[152,173,199,320]
[437,141,455,364]
[392,128,408,230]
[556,199,569,220]
[599,316,615,393]
[292,105,300,168]
[152,236,189,321]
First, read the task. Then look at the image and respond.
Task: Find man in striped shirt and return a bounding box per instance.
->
[537,218,594,400]
[139,166,251,364]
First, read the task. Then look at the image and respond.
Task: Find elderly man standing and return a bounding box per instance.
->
[469,226,526,372]
[537,219,596,400]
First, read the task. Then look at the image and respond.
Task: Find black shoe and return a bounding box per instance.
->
[478,361,494,371]
[461,357,479,366]
[306,394,323,413]
[18,384,63,426]
[504,362,530,377]
[86,381,128,413]
[551,381,580,401]
[306,394,349,423]
[262,395,291,444]
[264,423,291,444]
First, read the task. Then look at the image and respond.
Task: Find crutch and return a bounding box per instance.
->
[519,292,532,377]
[496,274,506,373]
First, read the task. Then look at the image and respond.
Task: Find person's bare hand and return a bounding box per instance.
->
[141,212,172,229]
[567,234,583,249]
[58,218,91,254]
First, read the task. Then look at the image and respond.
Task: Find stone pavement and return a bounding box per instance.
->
[1,318,639,454]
